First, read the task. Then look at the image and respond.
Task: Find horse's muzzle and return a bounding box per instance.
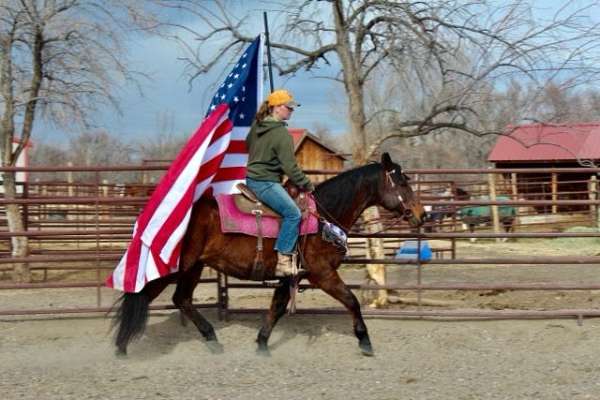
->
[404,207,426,227]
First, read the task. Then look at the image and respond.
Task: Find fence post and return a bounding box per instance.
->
[95,171,102,307]
[22,181,29,232]
[449,181,457,259]
[590,175,598,228]
[551,172,558,214]
[488,170,501,242]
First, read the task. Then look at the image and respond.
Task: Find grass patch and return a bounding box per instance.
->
[553,226,600,250]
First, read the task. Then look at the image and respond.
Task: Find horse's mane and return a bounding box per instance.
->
[314,163,381,219]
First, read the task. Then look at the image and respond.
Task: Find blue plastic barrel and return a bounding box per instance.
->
[394,240,432,261]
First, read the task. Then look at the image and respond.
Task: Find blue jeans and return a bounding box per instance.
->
[246,178,301,254]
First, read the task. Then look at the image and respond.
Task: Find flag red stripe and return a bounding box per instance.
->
[210,117,234,143]
[212,166,247,182]
[124,236,143,292]
[167,240,183,268]
[226,140,247,153]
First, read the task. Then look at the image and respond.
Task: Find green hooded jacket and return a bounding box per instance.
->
[245,117,314,191]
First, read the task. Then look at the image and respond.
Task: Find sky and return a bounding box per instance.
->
[33,3,347,145]
[32,0,600,146]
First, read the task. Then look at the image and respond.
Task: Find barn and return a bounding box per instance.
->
[487,123,600,212]
[288,128,347,181]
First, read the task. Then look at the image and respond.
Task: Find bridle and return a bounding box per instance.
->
[385,169,410,211]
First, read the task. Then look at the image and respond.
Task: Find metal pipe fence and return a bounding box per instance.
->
[1,165,600,320]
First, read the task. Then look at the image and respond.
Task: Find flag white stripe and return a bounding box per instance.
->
[211,179,245,195]
[135,242,151,292]
[193,176,216,202]
[112,251,127,291]
[231,126,251,141]
[160,207,193,263]
[143,249,161,290]
[200,128,233,166]
[221,153,248,168]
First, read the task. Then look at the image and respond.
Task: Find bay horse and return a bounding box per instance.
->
[113,153,425,356]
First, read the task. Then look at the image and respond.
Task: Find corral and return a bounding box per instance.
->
[1,165,600,399]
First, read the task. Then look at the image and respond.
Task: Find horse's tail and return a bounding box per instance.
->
[111,273,177,355]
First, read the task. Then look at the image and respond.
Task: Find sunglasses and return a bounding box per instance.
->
[284,105,295,112]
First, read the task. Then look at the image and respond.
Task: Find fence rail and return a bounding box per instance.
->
[1,164,599,320]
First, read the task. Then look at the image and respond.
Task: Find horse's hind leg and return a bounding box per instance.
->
[172,262,218,345]
[256,279,291,354]
[312,271,374,356]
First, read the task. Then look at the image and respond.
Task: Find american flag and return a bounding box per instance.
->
[107,36,263,293]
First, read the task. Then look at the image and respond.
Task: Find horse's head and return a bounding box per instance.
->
[379,153,426,227]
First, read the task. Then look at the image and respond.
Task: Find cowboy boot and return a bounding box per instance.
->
[274,252,294,277]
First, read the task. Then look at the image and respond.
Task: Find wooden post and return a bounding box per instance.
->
[66,161,74,197]
[450,181,457,259]
[488,170,501,242]
[101,179,109,221]
[41,184,47,221]
[511,173,518,200]
[551,172,558,214]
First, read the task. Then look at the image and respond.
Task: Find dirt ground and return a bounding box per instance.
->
[1,238,600,399]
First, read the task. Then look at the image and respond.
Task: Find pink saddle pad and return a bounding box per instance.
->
[215,194,319,238]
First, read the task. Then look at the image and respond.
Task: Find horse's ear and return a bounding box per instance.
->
[381,152,393,169]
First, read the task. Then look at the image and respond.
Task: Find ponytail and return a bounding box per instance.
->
[255,100,272,123]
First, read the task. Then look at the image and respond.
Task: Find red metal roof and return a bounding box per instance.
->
[487,123,600,162]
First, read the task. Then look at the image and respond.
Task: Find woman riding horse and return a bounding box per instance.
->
[113,153,425,356]
[245,89,314,278]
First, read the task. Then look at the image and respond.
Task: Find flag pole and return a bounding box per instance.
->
[263,12,275,93]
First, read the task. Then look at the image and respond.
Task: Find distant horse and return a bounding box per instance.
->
[112,153,425,357]
[424,187,469,232]
[458,195,516,242]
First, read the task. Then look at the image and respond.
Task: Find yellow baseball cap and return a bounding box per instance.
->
[267,89,300,107]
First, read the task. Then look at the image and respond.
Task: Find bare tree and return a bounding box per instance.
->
[0,0,149,281]
[148,0,600,306]
[152,0,600,162]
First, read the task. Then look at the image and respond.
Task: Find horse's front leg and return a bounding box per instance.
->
[311,271,374,356]
[256,279,291,355]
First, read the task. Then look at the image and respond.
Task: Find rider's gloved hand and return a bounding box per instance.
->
[304,182,315,193]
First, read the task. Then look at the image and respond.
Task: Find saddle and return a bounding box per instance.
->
[234,182,312,281]
[235,182,311,218]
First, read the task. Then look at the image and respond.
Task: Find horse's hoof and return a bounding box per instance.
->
[359,341,374,357]
[256,344,271,357]
[115,347,127,358]
[206,339,224,354]
[360,347,375,357]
